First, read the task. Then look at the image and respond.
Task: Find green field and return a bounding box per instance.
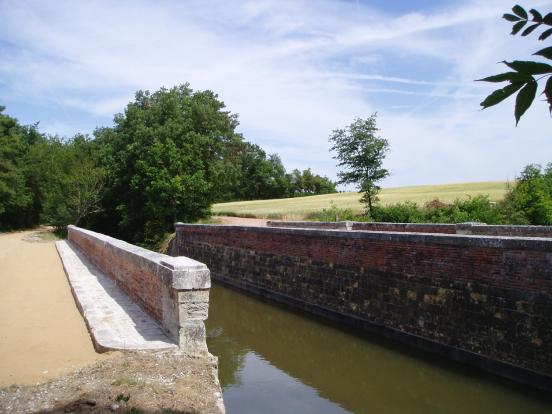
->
[212,181,510,219]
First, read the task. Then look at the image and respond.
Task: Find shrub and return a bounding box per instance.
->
[371,201,424,223]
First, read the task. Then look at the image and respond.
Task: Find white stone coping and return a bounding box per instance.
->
[56,240,178,351]
[68,225,210,290]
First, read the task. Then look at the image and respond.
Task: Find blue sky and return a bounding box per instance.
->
[1,0,552,188]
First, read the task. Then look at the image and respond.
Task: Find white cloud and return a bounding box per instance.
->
[1,0,551,188]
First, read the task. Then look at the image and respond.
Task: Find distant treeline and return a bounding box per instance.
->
[0,84,335,245]
[3,84,551,247]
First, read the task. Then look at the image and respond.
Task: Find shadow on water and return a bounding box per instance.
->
[206,282,552,414]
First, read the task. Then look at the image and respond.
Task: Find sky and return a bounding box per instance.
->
[1,0,551,188]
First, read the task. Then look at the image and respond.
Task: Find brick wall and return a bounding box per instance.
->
[175,224,552,390]
[69,228,164,321]
[68,226,211,353]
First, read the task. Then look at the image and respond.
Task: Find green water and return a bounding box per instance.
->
[206,283,551,414]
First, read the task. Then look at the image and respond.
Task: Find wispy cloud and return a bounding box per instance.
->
[1,0,551,188]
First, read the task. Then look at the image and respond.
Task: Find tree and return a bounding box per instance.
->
[478,5,552,124]
[92,84,240,245]
[42,135,105,234]
[0,107,48,230]
[329,115,389,216]
[288,168,336,196]
[500,163,552,224]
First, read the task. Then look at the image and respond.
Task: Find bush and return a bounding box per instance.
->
[371,201,424,223]
[423,196,502,224]
[500,164,552,225]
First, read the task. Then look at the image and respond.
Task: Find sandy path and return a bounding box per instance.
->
[0,230,111,387]
[215,216,269,226]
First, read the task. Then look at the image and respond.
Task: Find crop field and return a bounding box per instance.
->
[212,181,510,219]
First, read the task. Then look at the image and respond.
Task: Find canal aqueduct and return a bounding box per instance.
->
[58,221,552,396]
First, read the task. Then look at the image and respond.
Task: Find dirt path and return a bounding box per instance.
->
[0,229,111,387]
[215,216,269,226]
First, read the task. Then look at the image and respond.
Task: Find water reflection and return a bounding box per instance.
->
[206,283,551,414]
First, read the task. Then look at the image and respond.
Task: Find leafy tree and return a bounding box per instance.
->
[0,107,48,230]
[478,5,552,124]
[213,140,336,202]
[92,84,240,245]
[42,135,105,234]
[329,115,389,215]
[289,168,336,196]
[501,163,552,224]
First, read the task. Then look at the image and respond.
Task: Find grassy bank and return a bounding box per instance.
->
[212,181,509,219]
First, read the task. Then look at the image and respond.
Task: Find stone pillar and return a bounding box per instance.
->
[159,257,210,354]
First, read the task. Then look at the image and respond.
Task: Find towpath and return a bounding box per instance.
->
[215,216,268,226]
[0,229,110,387]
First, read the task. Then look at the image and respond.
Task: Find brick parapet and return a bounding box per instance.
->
[68,225,210,353]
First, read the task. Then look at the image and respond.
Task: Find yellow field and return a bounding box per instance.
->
[212,181,510,219]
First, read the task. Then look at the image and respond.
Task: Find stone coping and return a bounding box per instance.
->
[68,225,210,290]
[175,223,552,252]
[268,220,552,237]
[268,220,353,230]
[56,240,178,352]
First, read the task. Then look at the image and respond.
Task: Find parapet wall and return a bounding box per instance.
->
[268,220,552,237]
[175,223,552,390]
[68,225,211,353]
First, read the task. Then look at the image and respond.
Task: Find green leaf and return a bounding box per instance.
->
[515,81,537,125]
[504,60,552,74]
[521,23,540,36]
[512,5,527,19]
[544,13,552,25]
[480,83,524,109]
[529,9,543,22]
[511,20,527,35]
[534,47,552,60]
[544,76,552,114]
[476,72,531,83]
[503,13,521,22]
[539,28,552,41]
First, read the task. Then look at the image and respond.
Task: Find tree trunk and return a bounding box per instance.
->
[367,192,373,216]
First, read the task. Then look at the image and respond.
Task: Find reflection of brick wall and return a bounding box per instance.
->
[175,224,552,390]
[69,228,163,322]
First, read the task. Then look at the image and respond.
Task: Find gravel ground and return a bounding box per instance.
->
[0,351,224,414]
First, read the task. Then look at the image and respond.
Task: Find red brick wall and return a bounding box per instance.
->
[176,224,552,385]
[69,230,163,323]
[178,226,551,294]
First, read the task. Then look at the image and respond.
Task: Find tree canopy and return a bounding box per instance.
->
[0,107,47,229]
[91,84,240,244]
[0,84,336,244]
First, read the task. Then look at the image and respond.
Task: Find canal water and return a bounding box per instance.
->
[206,283,551,414]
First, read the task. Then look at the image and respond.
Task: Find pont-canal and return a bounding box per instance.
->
[206,282,552,414]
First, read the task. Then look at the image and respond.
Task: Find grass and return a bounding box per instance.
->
[212,181,510,219]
